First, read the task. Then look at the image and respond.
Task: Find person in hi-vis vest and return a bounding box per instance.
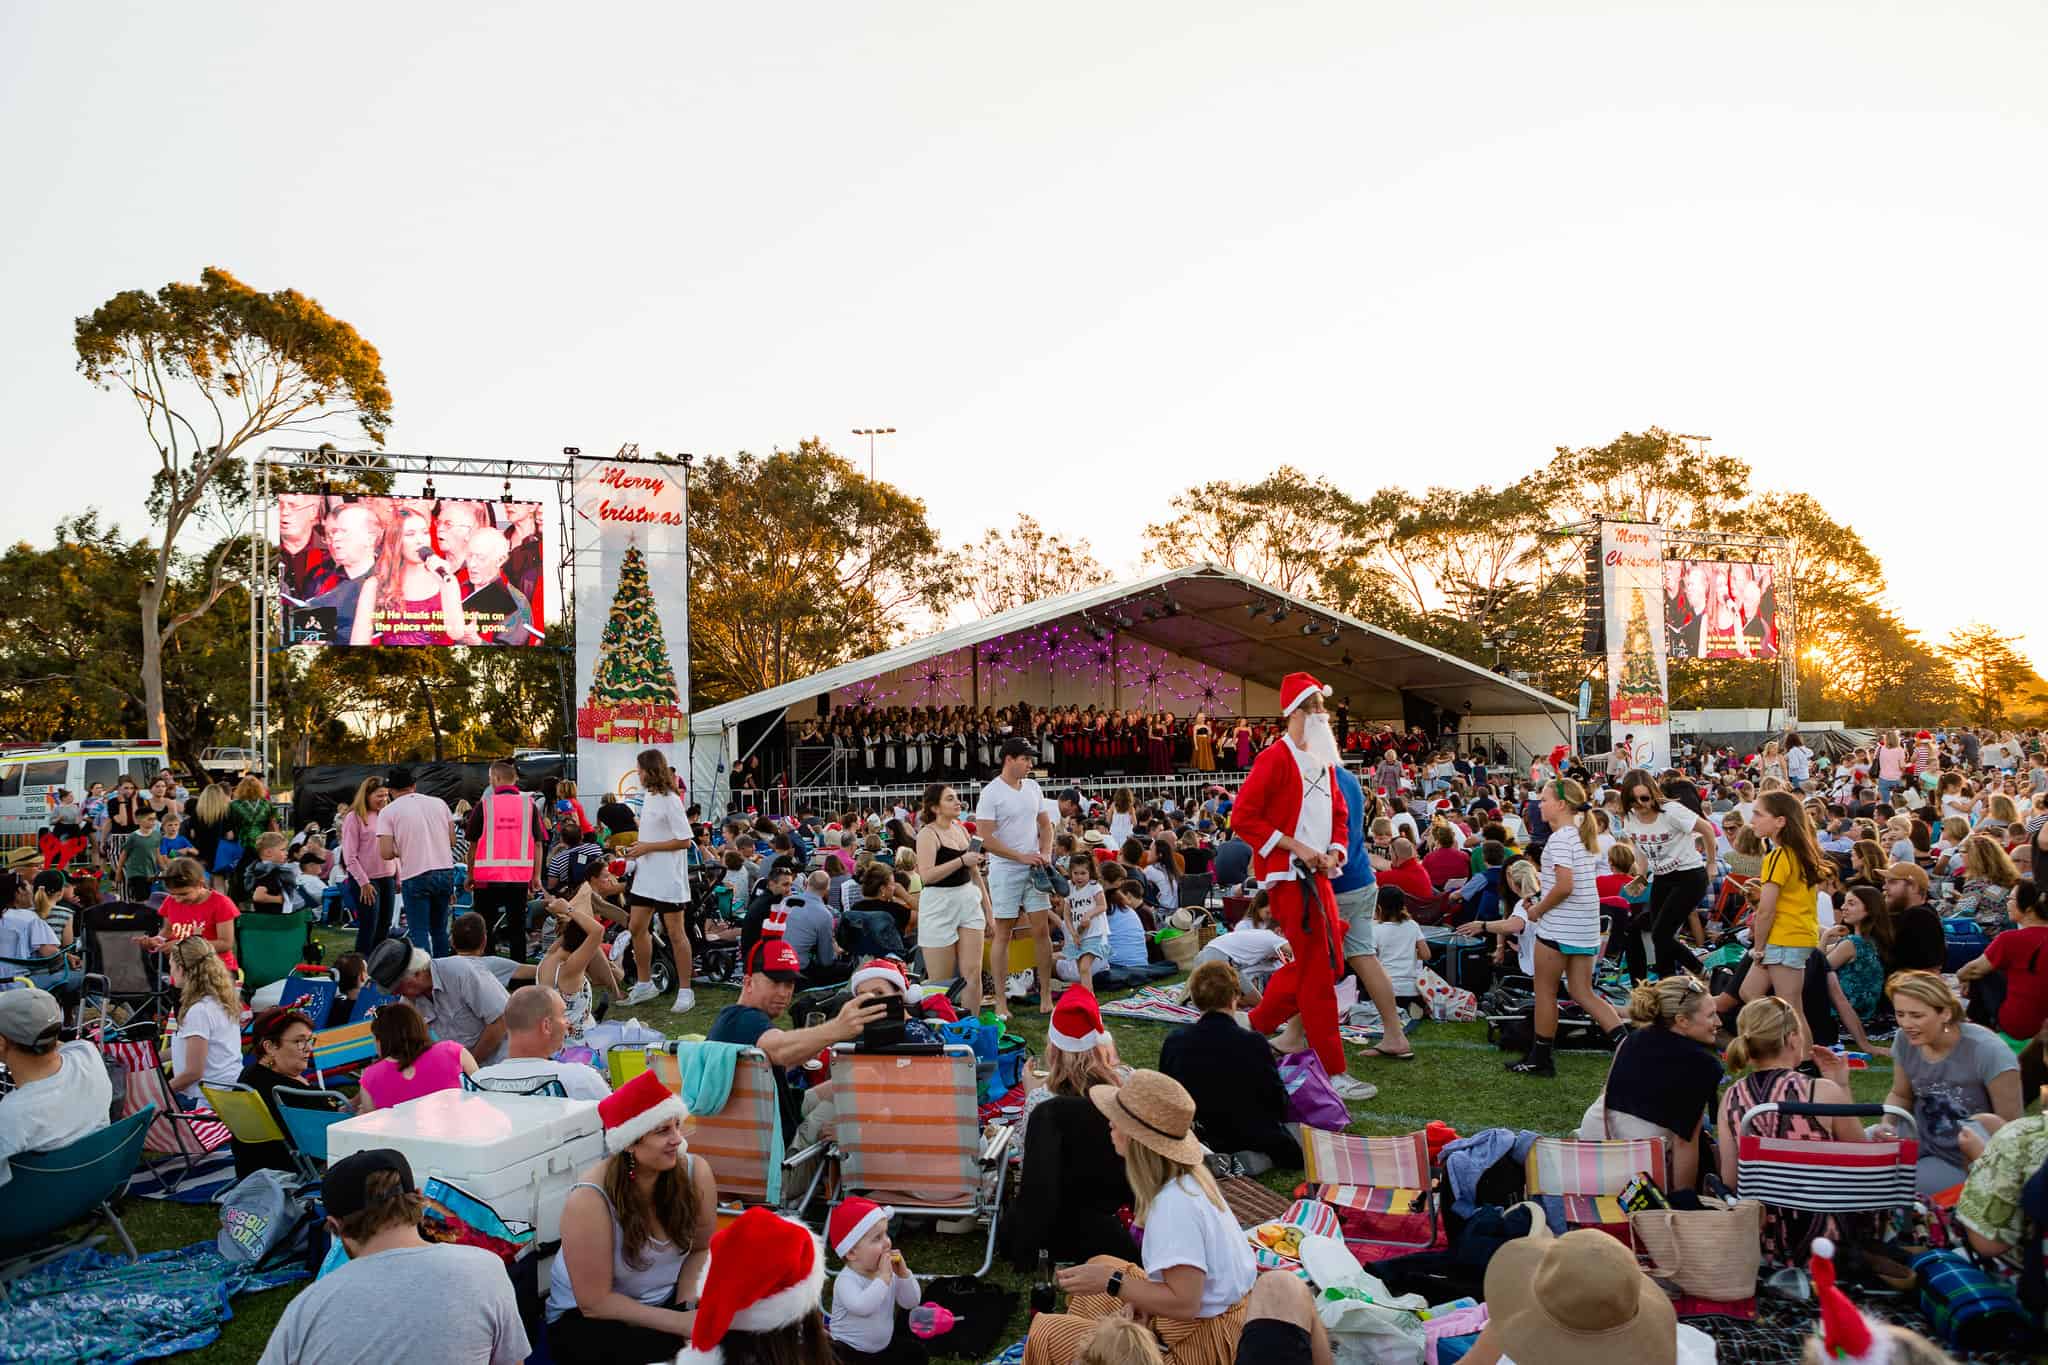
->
[466,760,547,959]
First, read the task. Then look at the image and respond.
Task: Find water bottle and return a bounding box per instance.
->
[909,1304,959,1339]
[1030,1249,1057,1316]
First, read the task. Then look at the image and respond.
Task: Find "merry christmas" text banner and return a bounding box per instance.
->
[573,456,690,801]
[1600,521,1670,769]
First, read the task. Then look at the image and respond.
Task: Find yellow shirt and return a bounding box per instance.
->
[1761,846,1820,949]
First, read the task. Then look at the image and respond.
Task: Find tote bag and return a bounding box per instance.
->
[1278,1049,1351,1131]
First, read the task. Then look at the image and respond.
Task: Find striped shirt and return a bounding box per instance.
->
[1536,831,1606,950]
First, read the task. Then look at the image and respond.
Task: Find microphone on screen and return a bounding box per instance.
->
[416,545,455,581]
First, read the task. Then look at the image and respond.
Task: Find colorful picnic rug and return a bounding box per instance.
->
[0,1242,307,1364]
[1100,985,1383,1043]
[127,1146,238,1204]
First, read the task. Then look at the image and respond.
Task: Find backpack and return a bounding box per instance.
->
[218,1168,324,1272]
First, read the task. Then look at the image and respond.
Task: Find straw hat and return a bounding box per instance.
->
[1089,1070,1204,1166]
[1482,1219,1676,1365]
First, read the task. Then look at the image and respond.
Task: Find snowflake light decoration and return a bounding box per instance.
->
[906,653,971,707]
[1119,641,1178,711]
[1173,663,1240,713]
[841,677,891,710]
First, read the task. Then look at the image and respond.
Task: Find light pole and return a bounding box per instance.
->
[852,427,896,480]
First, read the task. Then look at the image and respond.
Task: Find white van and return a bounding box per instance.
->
[0,740,174,841]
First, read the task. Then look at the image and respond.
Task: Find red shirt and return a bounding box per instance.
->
[1422,846,1472,889]
[1378,858,1436,908]
[161,891,240,973]
[1986,925,2048,1040]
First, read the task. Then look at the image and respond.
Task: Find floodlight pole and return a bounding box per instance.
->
[852,427,896,480]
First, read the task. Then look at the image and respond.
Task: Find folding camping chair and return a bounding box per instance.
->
[274,1085,354,1175]
[0,1105,155,1285]
[654,1045,828,1217]
[306,1019,378,1088]
[1176,873,1215,913]
[348,980,398,1023]
[828,1042,1009,1277]
[202,1080,317,1189]
[79,902,166,1026]
[279,972,339,1023]
[102,1032,234,1195]
[463,1072,569,1097]
[1524,1135,1671,1247]
[1298,1125,1440,1251]
[1736,1101,1919,1264]
[237,907,316,993]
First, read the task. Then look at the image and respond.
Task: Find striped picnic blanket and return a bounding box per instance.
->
[1099,986,1383,1043]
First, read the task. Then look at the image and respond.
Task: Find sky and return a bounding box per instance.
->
[3,1,2042,673]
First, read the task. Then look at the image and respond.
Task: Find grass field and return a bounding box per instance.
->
[75,930,1902,1363]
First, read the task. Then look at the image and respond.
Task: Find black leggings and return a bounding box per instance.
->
[1645,867,1707,978]
[548,1304,687,1365]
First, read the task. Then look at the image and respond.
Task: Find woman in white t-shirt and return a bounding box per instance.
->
[166,937,244,1102]
[1617,769,1720,982]
[620,749,694,1013]
[1508,779,1625,1078]
[1029,1071,1258,1365]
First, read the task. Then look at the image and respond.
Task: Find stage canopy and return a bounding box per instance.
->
[685,566,1574,813]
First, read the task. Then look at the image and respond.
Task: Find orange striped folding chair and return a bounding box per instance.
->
[104,1035,232,1195]
[828,1043,1006,1276]
[653,1045,827,1218]
[1524,1136,1669,1247]
[1299,1126,1439,1251]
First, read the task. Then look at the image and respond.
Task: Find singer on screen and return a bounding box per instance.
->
[362,508,469,645]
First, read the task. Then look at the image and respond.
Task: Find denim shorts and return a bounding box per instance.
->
[986,859,1050,921]
[1762,943,1813,967]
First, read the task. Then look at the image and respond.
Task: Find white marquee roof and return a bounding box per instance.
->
[689,565,1571,735]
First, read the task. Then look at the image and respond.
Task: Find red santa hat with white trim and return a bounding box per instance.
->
[1278,671,1333,717]
[847,958,910,997]
[598,1068,689,1155]
[1048,985,1107,1053]
[677,1208,826,1365]
[1808,1237,1891,1364]
[827,1196,895,1259]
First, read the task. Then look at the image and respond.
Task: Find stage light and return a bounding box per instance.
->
[1245,599,1264,618]
[422,477,437,501]
[1162,597,1183,617]
[1322,630,1341,647]
[1300,621,1318,637]
[1340,652,1354,667]
[1267,604,1289,624]
[563,446,581,456]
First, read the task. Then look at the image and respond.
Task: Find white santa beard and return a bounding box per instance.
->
[1303,714,1342,772]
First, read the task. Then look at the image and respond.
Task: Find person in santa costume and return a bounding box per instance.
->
[1233,672,1358,1086]
[546,1068,718,1364]
[677,1206,834,1365]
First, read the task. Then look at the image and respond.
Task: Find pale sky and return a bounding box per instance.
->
[3,2,2042,673]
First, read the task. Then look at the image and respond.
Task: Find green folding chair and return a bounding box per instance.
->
[237,908,316,992]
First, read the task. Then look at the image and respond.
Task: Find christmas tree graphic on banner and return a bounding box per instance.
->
[576,542,685,743]
[1611,587,1668,728]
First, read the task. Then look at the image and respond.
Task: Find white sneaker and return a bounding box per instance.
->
[1329,1073,1378,1102]
[671,988,696,1013]
[1006,969,1036,1001]
[624,981,659,1006]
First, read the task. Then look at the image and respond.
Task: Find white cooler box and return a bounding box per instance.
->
[326,1089,604,1243]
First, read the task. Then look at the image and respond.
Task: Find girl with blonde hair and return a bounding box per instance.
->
[1584,974,1722,1188]
[165,937,243,1102]
[1953,835,2020,933]
[1506,778,1624,1077]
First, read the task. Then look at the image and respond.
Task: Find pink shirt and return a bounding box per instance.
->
[361,1038,466,1109]
[374,791,455,878]
[341,809,395,888]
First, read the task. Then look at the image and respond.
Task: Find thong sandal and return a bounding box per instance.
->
[1358,1045,1418,1062]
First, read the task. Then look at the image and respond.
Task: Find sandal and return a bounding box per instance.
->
[1358,1045,1418,1062]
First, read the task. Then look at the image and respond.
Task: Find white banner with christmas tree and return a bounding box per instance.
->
[573,456,690,801]
[1600,521,1671,769]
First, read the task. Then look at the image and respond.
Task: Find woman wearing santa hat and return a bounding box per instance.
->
[677,1207,834,1365]
[1008,985,1137,1272]
[546,1069,719,1364]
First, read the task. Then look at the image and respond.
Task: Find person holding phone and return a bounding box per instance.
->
[1616,769,1717,982]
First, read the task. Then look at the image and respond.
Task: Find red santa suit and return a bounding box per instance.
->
[1235,673,1351,1077]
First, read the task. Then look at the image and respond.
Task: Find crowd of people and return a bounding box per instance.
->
[8,709,2048,1365]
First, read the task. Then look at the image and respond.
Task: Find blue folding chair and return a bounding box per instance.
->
[279,974,339,1023]
[273,1085,354,1177]
[0,1105,155,1285]
[348,981,398,1023]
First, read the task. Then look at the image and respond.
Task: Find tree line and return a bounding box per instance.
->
[2,268,2039,770]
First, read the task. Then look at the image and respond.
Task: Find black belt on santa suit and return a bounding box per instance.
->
[1290,856,1342,974]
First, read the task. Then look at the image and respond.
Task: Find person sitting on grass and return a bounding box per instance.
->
[1159,960,1301,1176]
[257,1148,528,1365]
[471,986,613,1101]
[826,1197,924,1365]
[0,985,111,1189]
[1581,975,1722,1191]
[1011,987,1137,1271]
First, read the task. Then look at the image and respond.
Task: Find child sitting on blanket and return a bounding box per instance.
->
[1372,886,1430,1012]
[828,1198,924,1365]
[1054,854,1110,984]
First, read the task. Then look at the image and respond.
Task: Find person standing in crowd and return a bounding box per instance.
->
[1236,673,1364,1097]
[257,1149,529,1365]
[621,748,695,1012]
[976,738,1056,1019]
[184,782,234,888]
[1332,761,1412,1063]
[342,776,400,953]
[0,986,111,1188]
[1747,791,1828,1041]
[465,761,545,962]
[376,766,458,958]
[1615,768,1718,982]
[1507,778,1626,1077]
[147,858,240,972]
[915,782,992,1018]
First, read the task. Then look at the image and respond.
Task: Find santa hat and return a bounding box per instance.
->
[827,1196,895,1258]
[1048,985,1106,1053]
[1278,671,1332,717]
[678,1208,826,1365]
[597,1069,689,1155]
[1809,1237,1890,1364]
[1548,745,1570,769]
[847,958,909,997]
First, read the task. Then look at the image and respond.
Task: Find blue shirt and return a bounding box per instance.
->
[1331,766,1376,894]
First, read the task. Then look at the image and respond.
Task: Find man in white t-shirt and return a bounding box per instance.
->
[974,737,1054,1020]
[1786,734,1814,790]
[0,987,111,1188]
[467,986,611,1102]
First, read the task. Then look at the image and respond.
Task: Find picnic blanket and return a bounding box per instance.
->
[1218,1175,1292,1229]
[1100,986,1384,1044]
[127,1146,239,1204]
[0,1242,308,1364]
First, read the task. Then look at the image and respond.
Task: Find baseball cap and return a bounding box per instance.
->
[749,939,802,982]
[323,1148,416,1219]
[1000,736,1036,760]
[0,986,61,1048]
[1883,863,1930,893]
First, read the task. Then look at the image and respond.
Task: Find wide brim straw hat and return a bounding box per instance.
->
[1482,1218,1677,1365]
[1089,1071,1204,1166]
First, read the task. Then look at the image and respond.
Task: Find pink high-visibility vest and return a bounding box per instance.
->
[473,787,536,883]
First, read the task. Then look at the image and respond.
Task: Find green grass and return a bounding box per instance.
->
[66,929,1901,1362]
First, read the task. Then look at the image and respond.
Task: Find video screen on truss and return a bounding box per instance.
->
[1664,559,1778,660]
[276,494,547,647]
